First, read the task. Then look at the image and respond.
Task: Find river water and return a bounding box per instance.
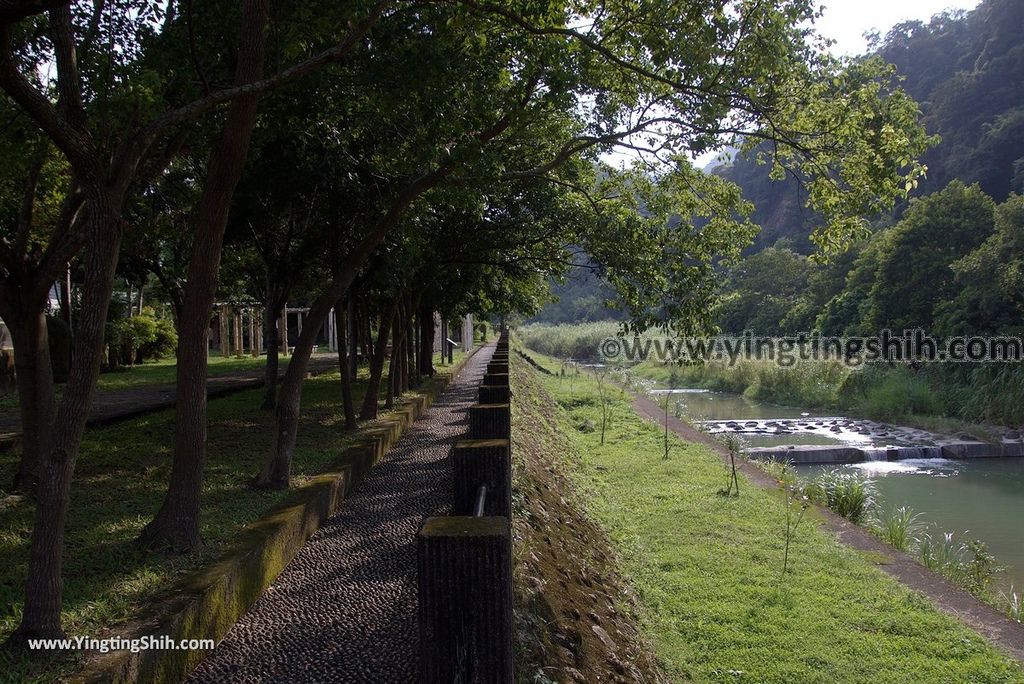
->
[673,388,1024,593]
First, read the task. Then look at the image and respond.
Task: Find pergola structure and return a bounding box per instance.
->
[210,305,474,359]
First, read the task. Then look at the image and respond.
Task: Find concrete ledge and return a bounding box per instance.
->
[745,445,865,464]
[1002,441,1024,457]
[76,346,484,683]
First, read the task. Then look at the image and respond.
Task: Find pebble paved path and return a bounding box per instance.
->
[187,344,494,683]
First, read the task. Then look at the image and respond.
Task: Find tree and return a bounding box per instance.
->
[935,193,1024,336]
[716,245,810,335]
[866,181,995,333]
[0,0,389,640]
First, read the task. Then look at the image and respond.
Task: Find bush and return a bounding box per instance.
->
[855,366,941,420]
[141,317,177,360]
[107,311,176,366]
[805,469,875,524]
[873,506,924,552]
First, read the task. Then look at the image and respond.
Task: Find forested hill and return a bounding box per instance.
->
[721,0,1024,254]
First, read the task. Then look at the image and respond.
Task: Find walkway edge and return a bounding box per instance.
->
[75,346,484,684]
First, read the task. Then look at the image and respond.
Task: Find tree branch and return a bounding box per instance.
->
[0,0,68,25]
[0,24,93,165]
[139,0,391,142]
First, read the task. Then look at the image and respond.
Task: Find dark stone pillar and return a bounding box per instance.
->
[468,403,510,440]
[417,517,514,683]
[487,361,509,375]
[452,439,511,518]
[482,372,509,387]
[478,385,510,405]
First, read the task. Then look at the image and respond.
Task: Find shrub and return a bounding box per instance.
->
[855,365,941,420]
[115,315,158,366]
[141,317,177,360]
[805,469,875,524]
[873,506,924,552]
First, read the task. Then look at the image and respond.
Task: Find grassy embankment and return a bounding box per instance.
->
[0,364,415,682]
[518,322,1023,429]
[515,344,1024,683]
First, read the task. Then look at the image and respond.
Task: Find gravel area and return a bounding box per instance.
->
[187,345,493,683]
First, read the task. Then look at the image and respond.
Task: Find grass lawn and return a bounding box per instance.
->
[0,366,411,682]
[517,346,1024,683]
[93,353,271,392]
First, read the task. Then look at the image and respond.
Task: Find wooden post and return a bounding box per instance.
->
[253,309,261,357]
[219,305,229,357]
[487,362,509,375]
[234,310,244,358]
[417,517,513,683]
[280,308,289,356]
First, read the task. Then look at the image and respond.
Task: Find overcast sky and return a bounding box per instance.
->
[817,0,981,56]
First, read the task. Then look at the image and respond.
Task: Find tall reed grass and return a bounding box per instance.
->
[518,321,1024,425]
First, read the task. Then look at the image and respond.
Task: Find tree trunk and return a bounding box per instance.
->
[361,302,395,420]
[419,301,435,376]
[141,0,270,550]
[59,264,71,327]
[9,309,55,491]
[14,197,124,642]
[261,296,281,411]
[256,273,368,488]
[361,304,372,361]
[347,296,357,380]
[385,306,399,410]
[334,298,356,430]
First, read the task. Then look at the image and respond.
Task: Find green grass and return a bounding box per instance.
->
[516,345,1024,683]
[0,365,416,682]
[94,353,271,392]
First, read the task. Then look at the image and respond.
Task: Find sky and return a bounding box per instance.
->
[815,0,981,57]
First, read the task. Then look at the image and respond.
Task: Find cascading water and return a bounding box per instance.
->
[890,445,945,460]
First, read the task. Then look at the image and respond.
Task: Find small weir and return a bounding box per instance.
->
[699,416,1020,464]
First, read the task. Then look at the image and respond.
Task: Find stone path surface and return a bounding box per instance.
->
[187,344,494,683]
[0,355,337,440]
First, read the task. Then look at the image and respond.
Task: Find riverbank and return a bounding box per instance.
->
[516,344,1024,681]
[516,322,1024,430]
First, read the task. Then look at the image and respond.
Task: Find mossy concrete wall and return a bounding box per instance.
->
[75,348,481,683]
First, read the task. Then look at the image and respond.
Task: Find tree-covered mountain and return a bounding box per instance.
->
[720,0,1024,253]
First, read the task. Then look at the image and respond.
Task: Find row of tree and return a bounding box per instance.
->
[0,0,931,645]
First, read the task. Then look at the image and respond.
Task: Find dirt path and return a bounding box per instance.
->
[631,393,1024,664]
[185,344,494,683]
